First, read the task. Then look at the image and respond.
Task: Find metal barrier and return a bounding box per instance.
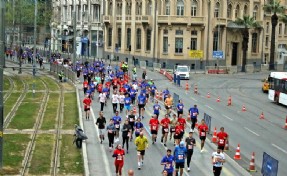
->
[153,63,162,71]
[203,113,212,134]
[173,93,179,111]
[50,63,76,83]
[139,61,146,70]
[205,66,228,74]
[261,152,278,176]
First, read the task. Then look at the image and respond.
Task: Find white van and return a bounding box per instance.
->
[174,65,190,80]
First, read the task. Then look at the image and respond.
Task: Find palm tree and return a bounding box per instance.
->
[234,16,261,72]
[263,0,285,70]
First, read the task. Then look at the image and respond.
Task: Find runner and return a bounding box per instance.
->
[112,111,122,142]
[153,100,161,118]
[177,100,184,117]
[160,114,170,147]
[83,95,92,120]
[98,91,107,111]
[174,141,187,176]
[185,130,196,172]
[129,86,137,105]
[119,92,125,113]
[198,119,209,152]
[188,104,199,130]
[134,117,144,139]
[149,114,160,144]
[122,119,132,153]
[150,82,157,102]
[95,111,106,144]
[128,110,137,141]
[164,94,173,116]
[134,132,149,170]
[124,93,132,116]
[212,147,225,176]
[112,144,125,176]
[137,92,146,118]
[106,119,116,151]
[160,149,175,176]
[83,79,89,94]
[169,114,177,141]
[174,121,183,146]
[216,127,229,151]
[112,91,119,113]
[177,114,186,141]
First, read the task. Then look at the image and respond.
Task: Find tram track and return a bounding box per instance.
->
[3,76,15,103]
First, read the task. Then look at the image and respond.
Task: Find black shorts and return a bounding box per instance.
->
[138,104,145,109]
[200,136,206,141]
[151,92,155,97]
[146,94,149,98]
[162,128,169,134]
[137,150,145,156]
[180,132,184,138]
[170,127,175,133]
[165,105,171,110]
[174,133,181,139]
[218,145,225,151]
[175,162,184,169]
[178,111,183,115]
[151,130,158,135]
[84,108,90,111]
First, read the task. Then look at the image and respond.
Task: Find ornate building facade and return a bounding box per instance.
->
[103,0,287,68]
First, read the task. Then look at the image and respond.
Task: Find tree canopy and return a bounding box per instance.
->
[234,15,261,29]
[263,0,285,14]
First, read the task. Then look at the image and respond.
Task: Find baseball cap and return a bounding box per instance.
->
[189,129,194,133]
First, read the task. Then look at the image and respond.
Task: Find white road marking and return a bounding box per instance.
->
[223,114,233,121]
[244,127,260,137]
[91,109,113,176]
[272,143,287,154]
[205,104,214,110]
[191,96,198,102]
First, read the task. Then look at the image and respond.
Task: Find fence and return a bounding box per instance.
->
[153,63,162,71]
[203,113,212,134]
[50,63,76,83]
[173,93,179,111]
[261,152,279,176]
[139,61,146,70]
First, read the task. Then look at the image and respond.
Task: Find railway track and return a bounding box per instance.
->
[3,76,15,103]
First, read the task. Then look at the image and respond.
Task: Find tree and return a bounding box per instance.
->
[234,16,261,72]
[263,0,285,70]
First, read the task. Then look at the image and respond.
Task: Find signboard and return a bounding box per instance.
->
[213,50,224,59]
[189,50,203,58]
[261,152,279,176]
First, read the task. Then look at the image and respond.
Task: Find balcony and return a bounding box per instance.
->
[157,16,205,26]
[103,15,112,24]
[215,18,227,26]
[142,15,152,25]
[116,16,122,23]
[125,15,132,21]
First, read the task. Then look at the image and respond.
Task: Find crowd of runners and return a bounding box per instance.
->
[79,60,228,176]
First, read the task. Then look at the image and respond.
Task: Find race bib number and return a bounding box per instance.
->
[115,124,120,128]
[136,128,140,132]
[108,130,113,133]
[164,128,169,132]
[117,155,122,160]
[201,132,206,136]
[87,106,90,108]
[152,126,157,130]
[178,155,184,160]
[129,118,134,122]
[192,112,197,116]
[179,106,183,109]
[125,100,129,103]
[171,128,175,132]
[155,107,159,110]
[188,145,193,150]
[219,139,224,144]
[166,163,171,169]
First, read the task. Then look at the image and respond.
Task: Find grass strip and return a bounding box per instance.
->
[4,92,21,118]
[3,76,10,92]
[24,92,45,103]
[41,93,59,130]
[41,77,59,91]
[59,134,84,174]
[0,134,30,175]
[62,92,78,129]
[24,76,46,91]
[13,76,24,91]
[29,134,54,175]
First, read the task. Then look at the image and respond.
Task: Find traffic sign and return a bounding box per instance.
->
[189,50,203,58]
[213,51,224,59]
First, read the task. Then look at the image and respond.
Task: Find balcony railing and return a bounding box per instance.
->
[157,16,205,25]
[103,15,112,24]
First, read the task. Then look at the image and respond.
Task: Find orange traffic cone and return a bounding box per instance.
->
[194,84,198,94]
[185,81,189,91]
[284,116,287,130]
[259,112,264,119]
[234,144,241,160]
[224,140,229,151]
[207,92,210,98]
[242,105,246,112]
[217,96,220,102]
[227,96,232,106]
[247,152,256,172]
[212,127,217,143]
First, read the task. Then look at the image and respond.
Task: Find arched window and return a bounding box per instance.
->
[136,2,142,15]
[244,5,248,15]
[279,23,282,35]
[266,22,269,33]
[235,5,240,18]
[136,28,141,49]
[146,29,151,51]
[177,0,184,16]
[253,6,258,20]
[126,28,131,49]
[146,1,152,15]
[191,0,197,17]
[165,0,170,15]
[227,4,232,18]
[214,2,220,18]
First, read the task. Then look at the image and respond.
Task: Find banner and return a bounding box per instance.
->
[203,113,211,134]
[189,50,203,58]
[261,152,279,176]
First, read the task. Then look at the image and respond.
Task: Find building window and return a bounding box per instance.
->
[126,3,131,15]
[251,33,258,53]
[244,5,248,15]
[108,28,112,47]
[164,29,168,35]
[253,6,258,20]
[190,38,197,50]
[83,5,87,21]
[146,29,151,51]
[279,23,282,35]
[117,3,122,15]
[108,2,113,15]
[77,5,81,20]
[266,22,269,33]
[285,24,287,35]
[136,2,142,15]
[227,4,232,18]
[175,38,183,53]
[146,1,152,15]
[63,6,67,21]
[214,2,220,18]
[92,4,100,22]
[177,0,184,16]
[165,0,170,15]
[191,0,197,17]
[126,28,131,48]
[175,30,183,35]
[136,28,141,49]
[265,36,269,47]
[117,28,121,48]
[235,5,240,18]
[213,31,218,51]
[191,30,197,35]
[163,37,168,53]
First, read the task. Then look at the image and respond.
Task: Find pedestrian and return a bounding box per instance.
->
[137,92,146,118]
[112,111,122,142]
[153,100,161,118]
[212,147,225,176]
[177,114,186,141]
[128,110,137,141]
[107,119,116,151]
[112,91,119,113]
[128,169,134,176]
[160,149,175,176]
[124,93,132,116]
[160,114,170,147]
[164,94,173,116]
[122,119,132,153]
[134,132,148,170]
[149,114,160,144]
[98,92,107,111]
[96,111,106,144]
[174,121,182,146]
[198,119,209,152]
[142,70,147,80]
[174,141,187,176]
[177,100,184,117]
[188,104,199,130]
[83,95,92,120]
[169,114,177,141]
[216,127,228,151]
[119,92,125,113]
[134,117,144,138]
[83,79,89,94]
[58,70,64,82]
[185,130,196,172]
[112,144,125,176]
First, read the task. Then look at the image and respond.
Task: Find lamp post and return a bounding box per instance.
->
[73,0,76,65]
[32,0,37,99]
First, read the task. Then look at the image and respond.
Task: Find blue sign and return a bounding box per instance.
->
[213,51,224,59]
[261,152,278,176]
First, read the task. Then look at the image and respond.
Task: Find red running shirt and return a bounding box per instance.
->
[83,98,91,109]
[161,118,170,128]
[217,132,228,146]
[149,118,159,131]
[198,124,209,137]
[113,149,125,163]
[177,118,186,128]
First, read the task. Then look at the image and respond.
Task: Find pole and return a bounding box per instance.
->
[18,0,22,74]
[152,0,157,63]
[217,24,220,68]
[206,0,211,67]
[33,0,37,97]
[96,23,99,59]
[0,0,5,169]
[73,0,76,65]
